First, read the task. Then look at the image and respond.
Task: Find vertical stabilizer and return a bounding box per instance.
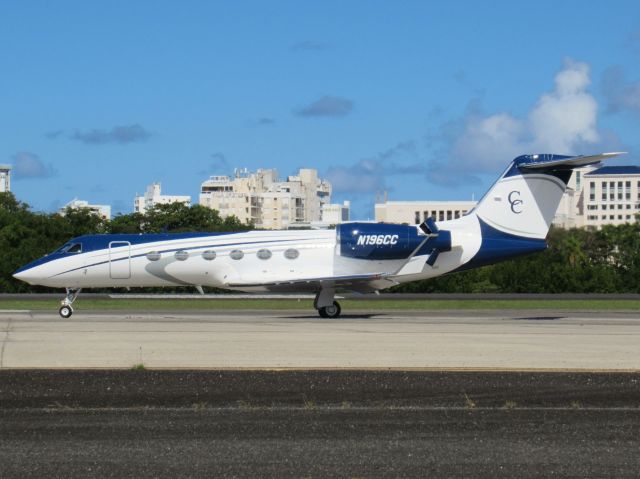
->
[473,153,624,240]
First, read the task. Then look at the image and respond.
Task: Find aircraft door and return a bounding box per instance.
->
[109,241,131,279]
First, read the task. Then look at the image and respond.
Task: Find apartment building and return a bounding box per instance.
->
[134,183,191,214]
[0,164,11,193]
[582,166,640,228]
[552,165,640,229]
[321,201,351,225]
[199,168,332,229]
[59,198,111,220]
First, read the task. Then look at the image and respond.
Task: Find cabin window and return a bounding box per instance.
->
[284,248,299,260]
[230,249,244,260]
[202,250,216,261]
[256,249,272,260]
[146,251,161,261]
[174,250,189,261]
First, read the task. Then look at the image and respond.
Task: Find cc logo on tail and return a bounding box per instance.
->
[508,190,523,214]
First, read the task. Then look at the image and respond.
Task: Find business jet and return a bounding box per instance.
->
[13,152,623,318]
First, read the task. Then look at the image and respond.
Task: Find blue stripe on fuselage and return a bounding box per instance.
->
[454,218,547,272]
[13,232,236,275]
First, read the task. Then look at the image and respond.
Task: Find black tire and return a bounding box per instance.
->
[318,301,341,318]
[59,305,73,318]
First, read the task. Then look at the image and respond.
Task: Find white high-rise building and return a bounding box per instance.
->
[0,164,11,193]
[552,165,595,229]
[199,168,333,229]
[59,198,111,220]
[552,165,640,229]
[582,166,640,228]
[321,201,350,225]
[134,183,191,214]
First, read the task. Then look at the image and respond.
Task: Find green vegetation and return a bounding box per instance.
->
[0,297,638,311]
[2,191,640,295]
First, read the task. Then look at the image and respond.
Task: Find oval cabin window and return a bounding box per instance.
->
[256,249,272,260]
[284,248,299,260]
[230,249,244,260]
[202,250,216,261]
[174,250,189,261]
[146,251,161,261]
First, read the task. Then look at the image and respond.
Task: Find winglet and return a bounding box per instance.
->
[518,152,626,170]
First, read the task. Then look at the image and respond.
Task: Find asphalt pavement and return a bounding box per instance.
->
[1,370,639,478]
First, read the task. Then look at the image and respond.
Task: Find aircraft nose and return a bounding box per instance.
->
[13,266,38,284]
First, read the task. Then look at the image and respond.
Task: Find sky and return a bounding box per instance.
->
[2,0,640,219]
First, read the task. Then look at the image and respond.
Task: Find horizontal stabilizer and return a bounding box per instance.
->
[419,217,438,236]
[519,152,626,170]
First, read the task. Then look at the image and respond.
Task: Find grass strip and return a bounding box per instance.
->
[0,298,639,311]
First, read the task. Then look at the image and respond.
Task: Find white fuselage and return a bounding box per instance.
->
[15,214,484,291]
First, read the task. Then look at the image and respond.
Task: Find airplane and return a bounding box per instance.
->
[13,152,624,319]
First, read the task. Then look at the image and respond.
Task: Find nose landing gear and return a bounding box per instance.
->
[59,288,81,318]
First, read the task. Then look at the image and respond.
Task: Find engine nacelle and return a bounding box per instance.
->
[337,222,451,260]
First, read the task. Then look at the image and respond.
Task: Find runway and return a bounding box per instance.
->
[1,309,638,369]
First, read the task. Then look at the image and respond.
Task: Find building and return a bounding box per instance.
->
[552,165,595,229]
[375,200,477,224]
[59,198,111,220]
[0,164,11,193]
[582,166,640,228]
[134,183,191,214]
[552,165,640,229]
[199,168,333,229]
[321,201,351,225]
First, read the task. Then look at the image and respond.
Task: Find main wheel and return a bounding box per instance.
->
[318,301,341,318]
[59,305,73,318]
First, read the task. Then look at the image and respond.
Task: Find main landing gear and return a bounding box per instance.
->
[314,288,341,318]
[59,288,81,318]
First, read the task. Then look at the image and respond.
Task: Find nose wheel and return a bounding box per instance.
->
[59,288,81,318]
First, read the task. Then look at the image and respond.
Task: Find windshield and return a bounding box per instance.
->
[54,242,82,254]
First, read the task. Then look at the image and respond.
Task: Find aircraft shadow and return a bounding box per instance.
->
[513,316,566,321]
[280,314,381,320]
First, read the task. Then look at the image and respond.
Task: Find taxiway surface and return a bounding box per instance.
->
[1,309,638,369]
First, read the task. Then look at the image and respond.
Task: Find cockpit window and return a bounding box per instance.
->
[57,243,82,254]
[67,244,82,253]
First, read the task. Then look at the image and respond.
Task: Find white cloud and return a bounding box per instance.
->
[429,59,603,184]
[529,59,598,152]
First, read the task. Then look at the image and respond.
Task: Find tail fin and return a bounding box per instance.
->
[473,152,625,239]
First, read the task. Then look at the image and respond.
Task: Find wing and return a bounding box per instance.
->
[227,272,398,293]
[519,152,626,170]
